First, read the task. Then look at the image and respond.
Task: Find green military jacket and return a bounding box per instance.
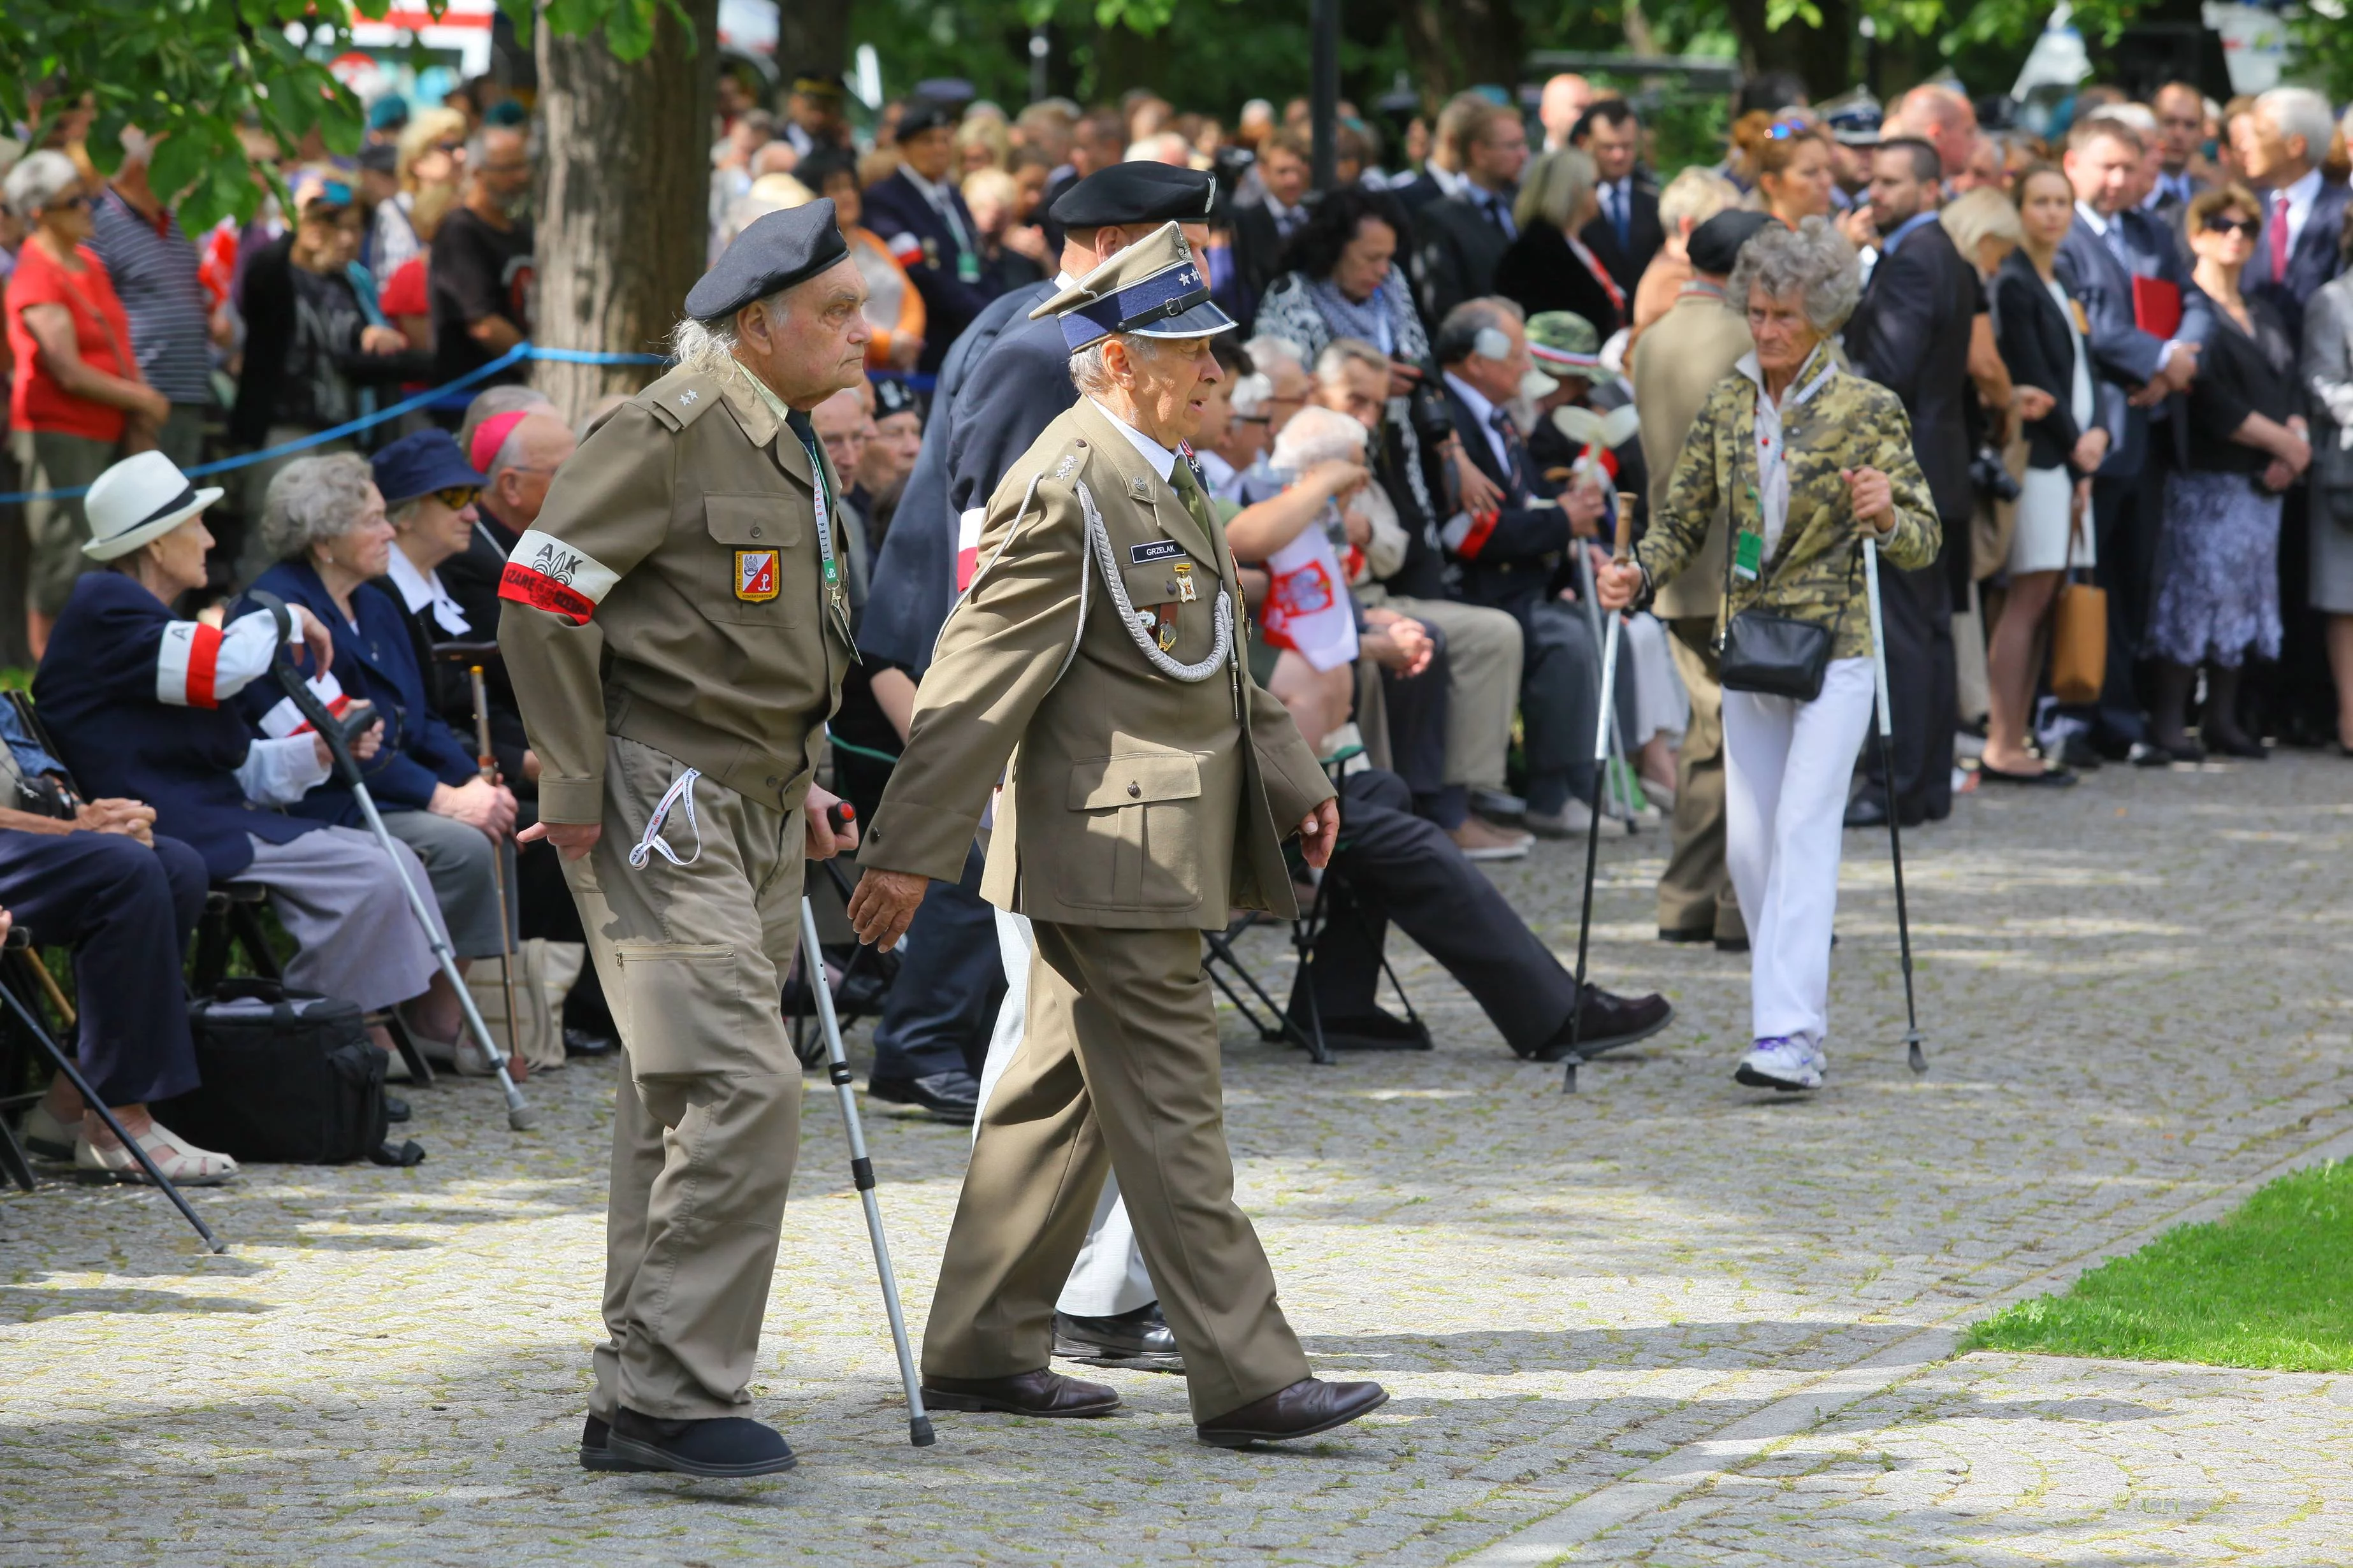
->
[1638,342,1941,661]
[860,397,1333,930]
[499,362,855,825]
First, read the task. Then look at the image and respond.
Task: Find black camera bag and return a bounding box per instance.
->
[154,980,403,1164]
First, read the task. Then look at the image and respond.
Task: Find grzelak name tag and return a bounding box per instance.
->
[735,549,780,602]
[1129,538,1185,565]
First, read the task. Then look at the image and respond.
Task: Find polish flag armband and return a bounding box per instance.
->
[497,528,621,626]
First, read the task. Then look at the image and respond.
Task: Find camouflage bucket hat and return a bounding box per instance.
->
[1525,310,1602,371]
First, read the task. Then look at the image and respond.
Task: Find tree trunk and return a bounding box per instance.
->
[1396,0,1526,108]
[532,0,719,422]
[774,0,853,87]
[1725,0,1857,101]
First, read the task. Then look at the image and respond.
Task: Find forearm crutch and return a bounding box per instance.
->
[1565,497,1637,1093]
[249,593,535,1130]
[1861,538,1928,1076]
[468,666,526,1064]
[797,873,935,1448]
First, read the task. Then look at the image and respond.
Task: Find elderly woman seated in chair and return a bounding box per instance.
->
[33,451,472,1072]
[238,454,522,1074]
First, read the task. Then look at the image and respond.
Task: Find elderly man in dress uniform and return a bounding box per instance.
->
[848,226,1388,1448]
[502,203,863,1479]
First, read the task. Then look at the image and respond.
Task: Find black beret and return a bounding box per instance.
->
[1047,162,1216,229]
[1687,209,1777,277]
[896,98,957,140]
[684,199,851,322]
[873,377,922,419]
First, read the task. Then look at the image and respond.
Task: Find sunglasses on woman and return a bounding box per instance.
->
[433,486,482,511]
[2203,214,2261,238]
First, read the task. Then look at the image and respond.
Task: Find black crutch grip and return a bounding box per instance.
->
[247,589,371,787]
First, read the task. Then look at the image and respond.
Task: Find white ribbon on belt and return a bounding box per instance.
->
[628,767,704,869]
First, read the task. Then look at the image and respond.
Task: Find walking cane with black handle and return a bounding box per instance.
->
[1565,496,1639,1093]
[803,801,934,1447]
[468,665,526,1068]
[246,593,536,1130]
[1861,538,1928,1075]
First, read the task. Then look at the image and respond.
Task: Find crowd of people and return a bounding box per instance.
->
[3,58,2350,1179]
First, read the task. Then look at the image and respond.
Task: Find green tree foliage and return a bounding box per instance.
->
[0,0,683,233]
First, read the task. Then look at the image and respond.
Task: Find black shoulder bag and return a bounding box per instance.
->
[1715,497,1853,703]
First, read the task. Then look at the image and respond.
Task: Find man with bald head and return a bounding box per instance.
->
[1891,84,1977,182]
[1539,73,1595,152]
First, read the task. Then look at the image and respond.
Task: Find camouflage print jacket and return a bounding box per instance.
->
[1636,341,1939,661]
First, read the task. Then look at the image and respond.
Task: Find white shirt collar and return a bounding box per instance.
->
[1196,448,1236,492]
[383,545,471,637]
[2281,165,2324,217]
[1428,164,1468,199]
[1443,370,1512,475]
[1053,269,1078,289]
[899,163,953,209]
[1089,399,1177,480]
[2074,199,2111,236]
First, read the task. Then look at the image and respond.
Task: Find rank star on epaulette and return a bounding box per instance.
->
[679,389,698,405]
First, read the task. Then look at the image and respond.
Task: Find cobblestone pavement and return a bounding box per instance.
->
[3,754,2349,1565]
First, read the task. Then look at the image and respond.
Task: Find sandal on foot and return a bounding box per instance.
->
[76,1121,239,1185]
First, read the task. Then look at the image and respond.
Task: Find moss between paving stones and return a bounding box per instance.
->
[1966,1159,2353,1372]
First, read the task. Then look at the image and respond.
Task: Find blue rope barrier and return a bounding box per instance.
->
[0,343,672,506]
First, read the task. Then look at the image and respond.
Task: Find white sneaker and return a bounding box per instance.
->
[1524,799,1594,837]
[1734,1037,1825,1092]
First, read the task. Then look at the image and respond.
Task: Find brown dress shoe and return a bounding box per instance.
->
[1195,1377,1388,1447]
[921,1367,1122,1417]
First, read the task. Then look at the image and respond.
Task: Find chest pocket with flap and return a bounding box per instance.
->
[704,495,807,622]
[1062,749,1202,910]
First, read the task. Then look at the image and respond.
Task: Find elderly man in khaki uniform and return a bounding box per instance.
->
[502,203,863,1479]
[848,226,1389,1449]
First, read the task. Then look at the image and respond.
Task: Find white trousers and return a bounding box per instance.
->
[1722,657,1877,1048]
[974,907,1156,1318]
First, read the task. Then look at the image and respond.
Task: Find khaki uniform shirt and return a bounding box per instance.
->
[1630,283,1755,622]
[499,363,856,824]
[861,398,1333,930]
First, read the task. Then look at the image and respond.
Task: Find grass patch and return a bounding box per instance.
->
[1965,1159,2353,1372]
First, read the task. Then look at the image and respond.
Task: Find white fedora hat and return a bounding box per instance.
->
[82,451,224,561]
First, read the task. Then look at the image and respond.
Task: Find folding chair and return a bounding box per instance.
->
[189,880,434,1086]
[1280,750,1433,1060]
[1203,912,1329,1063]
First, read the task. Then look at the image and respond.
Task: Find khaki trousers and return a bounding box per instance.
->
[564,735,807,1421]
[1658,616,1746,942]
[922,920,1310,1422]
[1383,595,1522,790]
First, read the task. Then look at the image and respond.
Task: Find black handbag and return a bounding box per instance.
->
[1714,513,1854,702]
[153,979,418,1165]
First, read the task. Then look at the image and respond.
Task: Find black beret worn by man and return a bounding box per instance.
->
[501,203,865,1479]
[848,226,1386,1449]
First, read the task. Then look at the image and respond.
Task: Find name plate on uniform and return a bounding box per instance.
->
[735,549,781,602]
[1129,539,1185,565]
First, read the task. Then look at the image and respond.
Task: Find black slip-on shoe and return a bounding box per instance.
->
[579,1414,653,1473]
[1528,988,1674,1062]
[1055,1302,1184,1370]
[384,1095,410,1123]
[1658,924,1714,944]
[865,1069,981,1124]
[605,1408,797,1478]
[1196,1378,1387,1448]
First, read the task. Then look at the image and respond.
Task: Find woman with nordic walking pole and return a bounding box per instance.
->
[1598,217,1939,1093]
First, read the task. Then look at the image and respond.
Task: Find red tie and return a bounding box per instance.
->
[2270,192,2291,284]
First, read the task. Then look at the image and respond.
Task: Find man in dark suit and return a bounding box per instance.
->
[850,163,1220,1126]
[2233,85,2350,744]
[1233,127,1314,320]
[1412,97,1528,327]
[2060,116,2208,758]
[1389,93,1486,217]
[861,99,1001,374]
[1433,299,1611,836]
[1843,138,1977,826]
[2141,82,2211,253]
[1573,100,1663,303]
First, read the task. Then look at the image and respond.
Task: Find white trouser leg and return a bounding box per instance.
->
[974,907,1154,1318]
[1722,658,1877,1047]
